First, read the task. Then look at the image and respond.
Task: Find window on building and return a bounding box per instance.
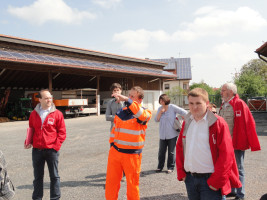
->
[165,84,170,90]
[183,83,187,90]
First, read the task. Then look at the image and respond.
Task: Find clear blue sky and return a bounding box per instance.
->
[1,0,266,87]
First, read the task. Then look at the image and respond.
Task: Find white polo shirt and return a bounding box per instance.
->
[184,112,214,173]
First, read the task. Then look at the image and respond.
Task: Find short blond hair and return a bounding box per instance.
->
[188,88,209,102]
[131,86,144,99]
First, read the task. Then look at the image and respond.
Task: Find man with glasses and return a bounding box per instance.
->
[219,83,261,200]
[25,89,66,200]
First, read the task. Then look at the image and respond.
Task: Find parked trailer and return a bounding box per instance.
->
[27,88,98,118]
[248,97,267,112]
[54,98,89,117]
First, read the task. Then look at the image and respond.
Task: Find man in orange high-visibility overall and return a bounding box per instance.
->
[105,86,152,200]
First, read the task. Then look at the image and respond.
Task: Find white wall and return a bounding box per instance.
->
[163,80,190,93]
[142,90,162,111]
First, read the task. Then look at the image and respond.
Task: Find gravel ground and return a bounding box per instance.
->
[0,111,266,200]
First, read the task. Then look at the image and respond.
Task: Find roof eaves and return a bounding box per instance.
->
[255,42,267,63]
[0,54,176,79]
[255,42,267,56]
[0,34,166,67]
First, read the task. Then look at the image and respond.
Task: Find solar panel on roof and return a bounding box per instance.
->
[152,57,192,79]
[33,55,50,63]
[45,56,60,63]
[64,58,78,65]
[23,54,39,61]
[41,56,56,63]
[57,57,73,64]
[0,49,175,77]
[9,52,27,60]
[74,60,85,66]
[0,50,14,58]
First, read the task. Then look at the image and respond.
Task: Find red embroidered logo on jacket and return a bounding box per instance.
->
[212,134,216,144]
[235,110,241,117]
[48,118,55,125]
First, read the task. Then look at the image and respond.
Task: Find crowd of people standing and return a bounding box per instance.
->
[0,82,264,200]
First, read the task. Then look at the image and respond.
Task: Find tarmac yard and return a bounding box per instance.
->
[0,112,266,200]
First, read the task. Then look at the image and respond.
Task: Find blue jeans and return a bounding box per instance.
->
[32,148,60,200]
[157,137,177,170]
[232,150,245,198]
[184,173,222,200]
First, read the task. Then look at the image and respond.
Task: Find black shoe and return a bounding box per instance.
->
[226,193,236,197]
[155,169,162,173]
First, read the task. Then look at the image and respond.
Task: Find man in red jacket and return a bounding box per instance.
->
[219,83,261,200]
[176,88,241,200]
[24,89,66,200]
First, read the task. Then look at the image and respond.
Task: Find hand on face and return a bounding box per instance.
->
[112,93,128,103]
[112,88,122,102]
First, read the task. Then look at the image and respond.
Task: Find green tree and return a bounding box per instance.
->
[239,59,267,82]
[235,71,266,96]
[165,86,184,98]
[189,82,215,95]
[213,89,222,107]
[165,86,185,106]
[189,81,221,106]
[234,59,267,96]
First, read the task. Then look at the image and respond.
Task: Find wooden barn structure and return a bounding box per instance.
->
[0,34,176,114]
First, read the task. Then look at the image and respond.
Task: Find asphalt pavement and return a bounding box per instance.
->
[0,111,266,200]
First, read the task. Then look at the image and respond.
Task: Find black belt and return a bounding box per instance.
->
[111,143,142,154]
[186,171,212,178]
[33,148,52,151]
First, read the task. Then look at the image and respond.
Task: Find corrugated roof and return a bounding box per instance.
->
[0,34,166,67]
[0,49,176,78]
[152,57,192,80]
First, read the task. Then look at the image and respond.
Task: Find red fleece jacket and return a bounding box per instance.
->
[220,94,261,151]
[29,104,66,151]
[176,112,242,195]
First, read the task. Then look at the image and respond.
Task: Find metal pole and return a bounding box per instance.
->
[48,71,52,92]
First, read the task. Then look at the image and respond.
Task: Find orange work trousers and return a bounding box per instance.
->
[105,146,142,200]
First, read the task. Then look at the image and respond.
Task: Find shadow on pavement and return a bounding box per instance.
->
[85,173,106,179]
[141,193,188,200]
[140,169,158,177]
[84,170,158,180]
[17,179,105,190]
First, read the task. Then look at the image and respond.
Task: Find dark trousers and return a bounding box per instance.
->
[185,173,222,200]
[32,148,60,200]
[157,137,177,170]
